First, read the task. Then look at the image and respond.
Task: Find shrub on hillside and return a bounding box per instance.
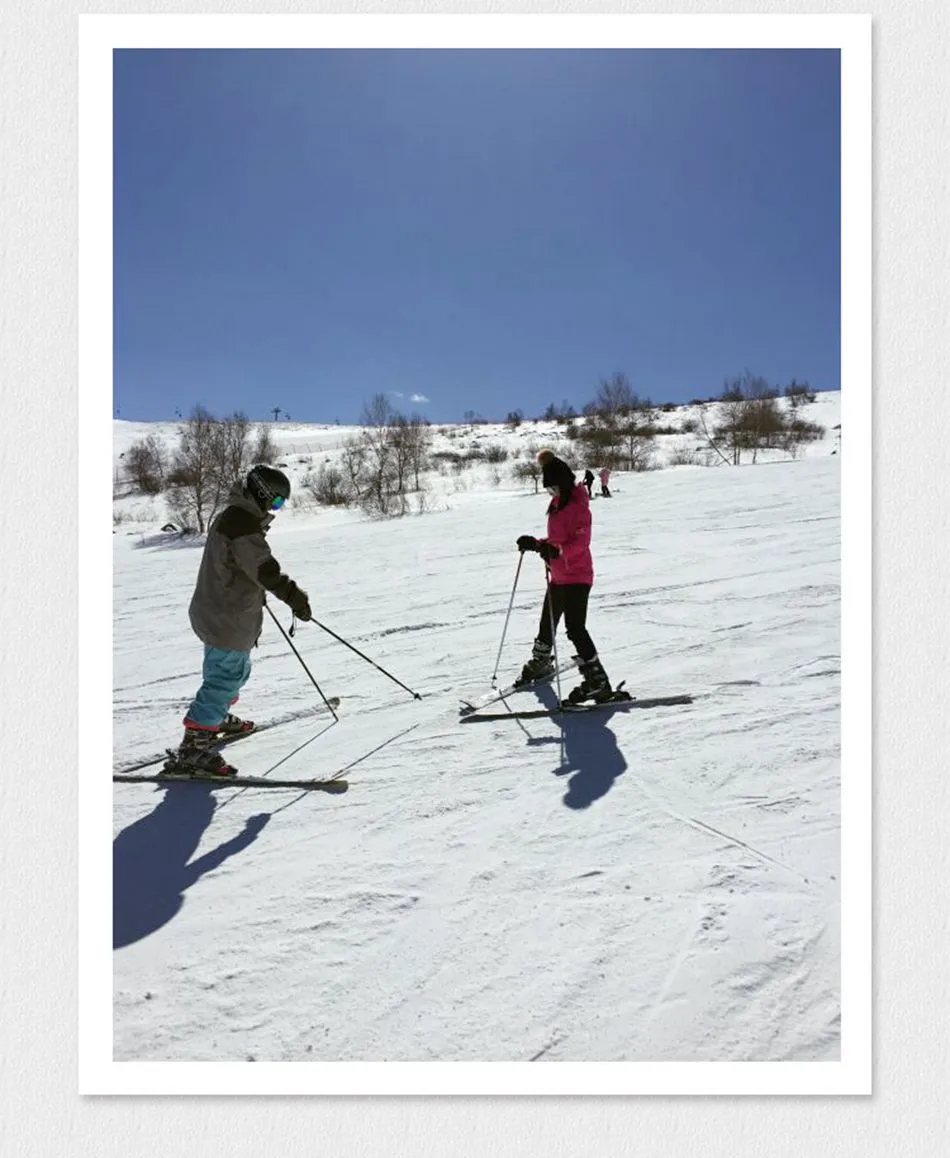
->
[301,464,351,507]
[252,424,279,464]
[668,447,702,466]
[124,435,167,495]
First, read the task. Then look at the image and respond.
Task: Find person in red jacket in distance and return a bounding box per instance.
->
[515,449,614,705]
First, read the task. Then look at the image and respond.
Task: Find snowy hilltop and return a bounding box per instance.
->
[111,391,841,1073]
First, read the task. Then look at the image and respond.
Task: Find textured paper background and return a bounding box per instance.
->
[2,1,947,1155]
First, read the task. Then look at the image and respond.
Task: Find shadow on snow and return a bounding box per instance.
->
[529,683,629,810]
[113,783,269,949]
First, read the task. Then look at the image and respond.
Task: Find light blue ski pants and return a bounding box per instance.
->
[184,646,252,728]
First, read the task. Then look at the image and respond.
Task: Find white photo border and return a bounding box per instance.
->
[82,11,871,1097]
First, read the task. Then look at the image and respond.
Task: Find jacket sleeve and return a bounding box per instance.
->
[541,497,591,564]
[219,507,304,605]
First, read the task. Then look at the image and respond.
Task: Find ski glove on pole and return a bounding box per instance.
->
[516,535,560,563]
[285,582,312,621]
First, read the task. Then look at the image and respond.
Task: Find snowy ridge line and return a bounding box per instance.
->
[113,701,340,775]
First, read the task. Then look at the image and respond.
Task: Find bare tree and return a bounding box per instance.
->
[390,412,432,492]
[166,406,220,533]
[592,372,639,418]
[339,438,368,503]
[357,393,402,515]
[512,459,543,493]
[165,407,254,532]
[214,411,252,483]
[784,378,817,408]
[124,435,167,494]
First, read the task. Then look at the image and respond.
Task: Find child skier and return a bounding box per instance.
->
[514,450,614,706]
[599,467,612,498]
[167,464,312,777]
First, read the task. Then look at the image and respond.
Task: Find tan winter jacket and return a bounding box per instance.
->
[188,484,305,652]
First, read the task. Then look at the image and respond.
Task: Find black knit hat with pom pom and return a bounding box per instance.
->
[536,448,575,490]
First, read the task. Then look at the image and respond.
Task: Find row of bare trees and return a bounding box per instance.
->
[697,372,825,465]
[302,394,433,517]
[563,371,824,470]
[123,407,278,532]
[563,373,659,471]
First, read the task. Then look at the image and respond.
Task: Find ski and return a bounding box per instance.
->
[458,665,576,717]
[460,693,693,722]
[113,771,348,792]
[114,698,341,775]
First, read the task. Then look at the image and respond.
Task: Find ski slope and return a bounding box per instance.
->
[110,396,841,1072]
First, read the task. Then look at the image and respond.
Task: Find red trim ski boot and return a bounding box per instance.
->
[164,725,238,778]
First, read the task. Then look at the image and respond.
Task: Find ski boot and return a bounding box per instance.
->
[514,638,555,687]
[564,655,613,706]
[163,725,238,778]
[215,712,255,740]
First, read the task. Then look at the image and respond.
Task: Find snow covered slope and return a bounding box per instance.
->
[111,404,841,1070]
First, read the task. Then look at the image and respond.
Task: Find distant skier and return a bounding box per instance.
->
[582,468,595,498]
[514,449,614,706]
[169,465,312,777]
[599,467,612,498]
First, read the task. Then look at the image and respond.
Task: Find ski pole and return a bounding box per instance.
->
[265,604,340,721]
[545,565,565,709]
[305,615,422,701]
[491,551,524,687]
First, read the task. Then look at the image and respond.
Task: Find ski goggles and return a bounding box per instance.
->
[269,494,287,511]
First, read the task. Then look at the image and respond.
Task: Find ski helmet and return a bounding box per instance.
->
[246,464,291,512]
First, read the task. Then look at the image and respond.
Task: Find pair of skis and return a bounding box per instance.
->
[113,769,349,793]
[113,699,347,793]
[459,672,692,722]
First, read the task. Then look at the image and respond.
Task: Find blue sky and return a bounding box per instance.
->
[113,48,840,424]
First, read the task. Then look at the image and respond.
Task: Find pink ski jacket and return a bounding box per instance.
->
[540,483,594,586]
[599,468,611,485]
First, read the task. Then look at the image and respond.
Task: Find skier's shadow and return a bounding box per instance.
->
[532,685,629,810]
[113,784,270,949]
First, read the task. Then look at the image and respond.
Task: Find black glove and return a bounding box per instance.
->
[517,535,539,553]
[286,582,312,621]
[538,541,561,563]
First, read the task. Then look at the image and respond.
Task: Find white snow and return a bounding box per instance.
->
[108,393,842,1084]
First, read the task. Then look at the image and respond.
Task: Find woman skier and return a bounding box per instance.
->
[514,449,614,706]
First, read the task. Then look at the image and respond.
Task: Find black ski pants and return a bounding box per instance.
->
[536,583,597,662]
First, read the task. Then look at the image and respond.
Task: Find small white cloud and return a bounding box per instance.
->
[410,393,430,403]
[388,391,405,399]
